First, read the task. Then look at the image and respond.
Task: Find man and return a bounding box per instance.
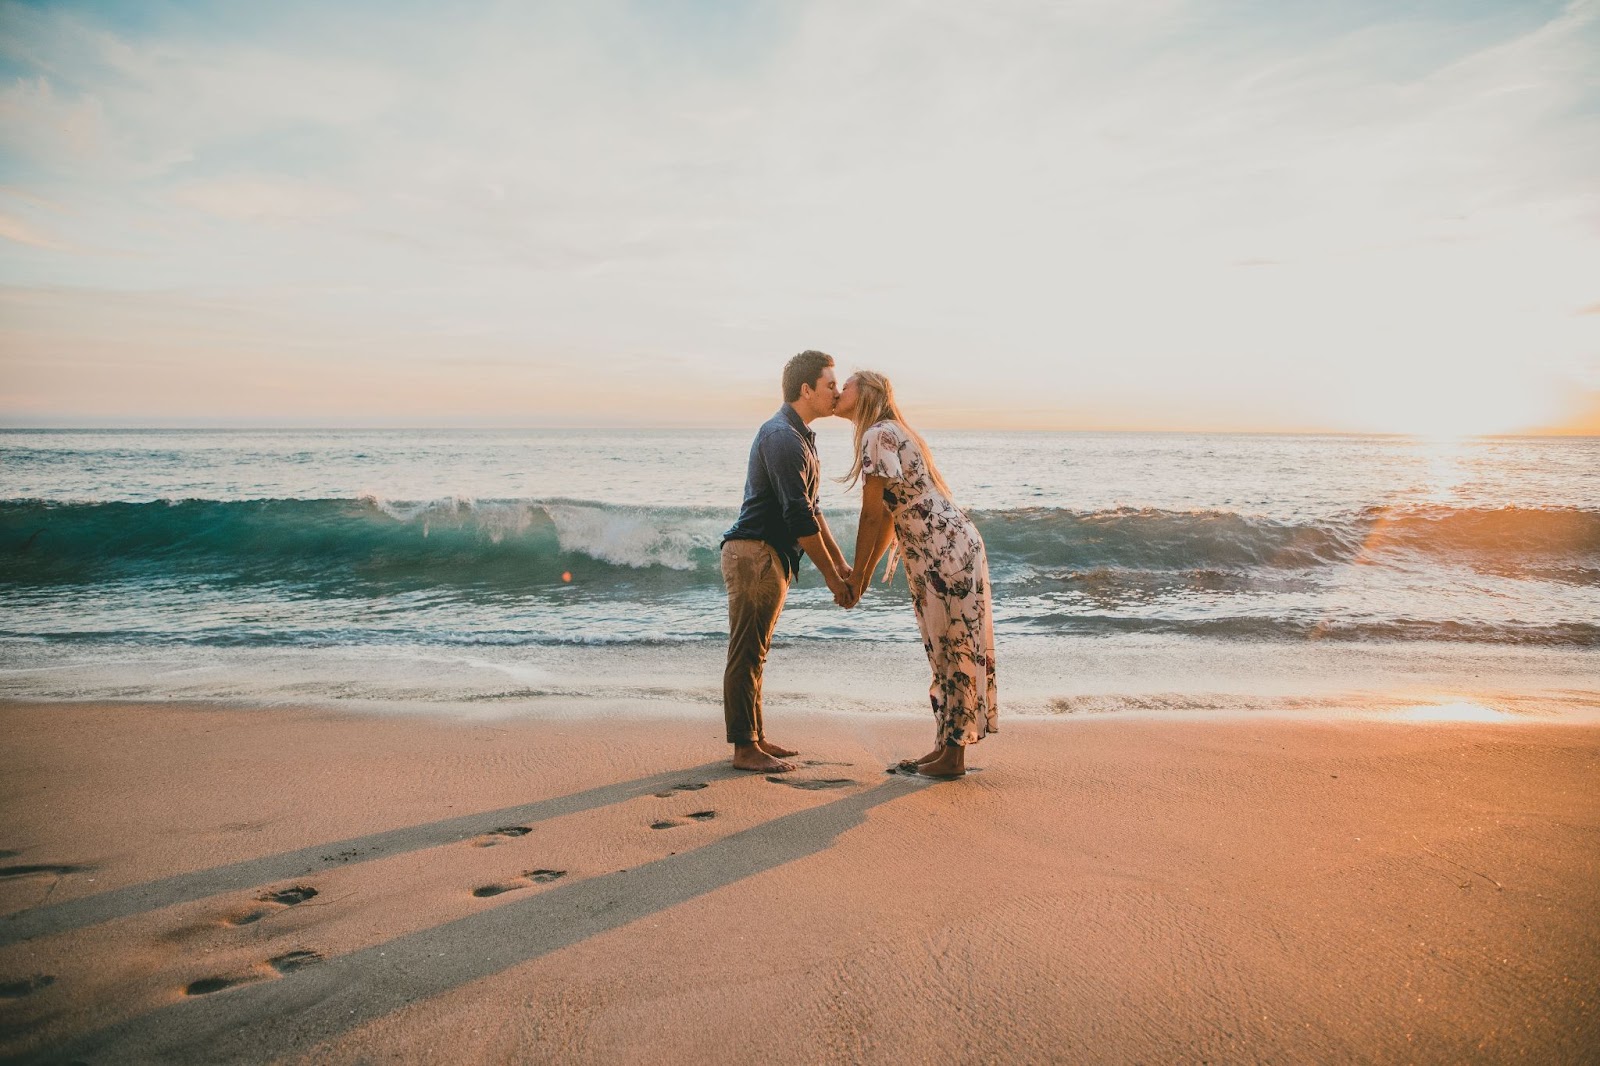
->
[720,350,853,773]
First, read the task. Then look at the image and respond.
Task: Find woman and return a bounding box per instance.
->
[837,371,997,778]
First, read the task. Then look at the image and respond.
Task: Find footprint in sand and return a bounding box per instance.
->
[0,975,55,999]
[471,883,519,898]
[184,974,259,996]
[471,869,567,897]
[224,885,318,927]
[471,825,533,847]
[269,950,323,974]
[262,886,317,906]
[0,864,89,879]
[884,765,984,778]
[656,809,720,825]
[653,782,709,798]
[803,760,854,768]
[767,777,856,791]
[183,951,324,996]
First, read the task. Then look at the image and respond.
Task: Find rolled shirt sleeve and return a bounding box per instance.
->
[759,426,821,541]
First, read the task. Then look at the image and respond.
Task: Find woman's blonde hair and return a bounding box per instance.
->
[840,371,953,500]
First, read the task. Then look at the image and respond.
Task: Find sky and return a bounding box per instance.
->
[1,0,1597,434]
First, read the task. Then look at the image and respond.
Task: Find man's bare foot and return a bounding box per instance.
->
[756,739,799,759]
[732,743,795,773]
[914,746,966,778]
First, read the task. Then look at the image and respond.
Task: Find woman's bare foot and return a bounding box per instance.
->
[732,743,795,773]
[756,739,799,759]
[894,748,944,772]
[915,746,966,778]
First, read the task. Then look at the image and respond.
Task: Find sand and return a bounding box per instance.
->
[0,699,1596,1064]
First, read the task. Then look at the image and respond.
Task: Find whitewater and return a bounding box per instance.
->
[2,427,1596,715]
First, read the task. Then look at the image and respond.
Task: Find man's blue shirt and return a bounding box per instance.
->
[722,404,821,579]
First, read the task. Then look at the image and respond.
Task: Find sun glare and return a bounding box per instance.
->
[1366,380,1559,440]
[1398,408,1515,440]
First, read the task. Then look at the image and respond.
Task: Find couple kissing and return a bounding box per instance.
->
[720,350,998,780]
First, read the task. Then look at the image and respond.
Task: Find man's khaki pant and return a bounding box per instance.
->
[721,539,789,744]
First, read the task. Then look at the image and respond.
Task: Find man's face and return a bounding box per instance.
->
[799,367,840,419]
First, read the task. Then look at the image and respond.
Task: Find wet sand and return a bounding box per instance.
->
[1,699,1596,1064]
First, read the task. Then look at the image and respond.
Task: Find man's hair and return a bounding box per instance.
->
[782,350,835,403]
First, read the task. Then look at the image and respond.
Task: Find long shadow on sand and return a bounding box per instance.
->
[22,779,919,1065]
[0,763,728,950]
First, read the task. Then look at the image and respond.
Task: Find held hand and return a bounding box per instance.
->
[837,562,853,583]
[827,573,854,608]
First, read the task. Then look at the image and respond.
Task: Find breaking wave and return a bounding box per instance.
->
[3,497,1595,586]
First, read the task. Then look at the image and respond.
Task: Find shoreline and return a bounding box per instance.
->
[2,698,1597,1063]
[4,634,1598,724]
[1,690,1597,726]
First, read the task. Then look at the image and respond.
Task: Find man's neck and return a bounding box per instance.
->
[786,401,818,426]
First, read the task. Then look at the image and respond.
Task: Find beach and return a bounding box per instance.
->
[3,428,1597,1061]
[6,0,1600,1059]
[2,697,1596,1064]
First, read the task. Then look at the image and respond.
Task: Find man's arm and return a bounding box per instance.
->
[797,531,852,606]
[759,429,852,605]
[815,512,852,583]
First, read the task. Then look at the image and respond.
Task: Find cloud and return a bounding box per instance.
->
[0,3,398,179]
[0,211,76,250]
[173,178,356,222]
[0,74,111,172]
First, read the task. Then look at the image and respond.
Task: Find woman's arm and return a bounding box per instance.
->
[849,475,895,603]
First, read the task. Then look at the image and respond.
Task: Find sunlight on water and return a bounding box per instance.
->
[1416,436,1470,504]
[1394,701,1512,723]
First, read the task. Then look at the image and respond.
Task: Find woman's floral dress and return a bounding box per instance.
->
[861,421,998,746]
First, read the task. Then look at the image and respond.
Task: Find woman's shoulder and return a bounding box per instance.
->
[865,419,904,441]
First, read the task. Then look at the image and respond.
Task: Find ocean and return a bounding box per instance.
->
[2,427,1597,718]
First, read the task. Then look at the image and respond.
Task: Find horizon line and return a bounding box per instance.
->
[2,424,1596,441]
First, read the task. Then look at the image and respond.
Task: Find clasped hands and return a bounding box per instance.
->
[828,565,864,610]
